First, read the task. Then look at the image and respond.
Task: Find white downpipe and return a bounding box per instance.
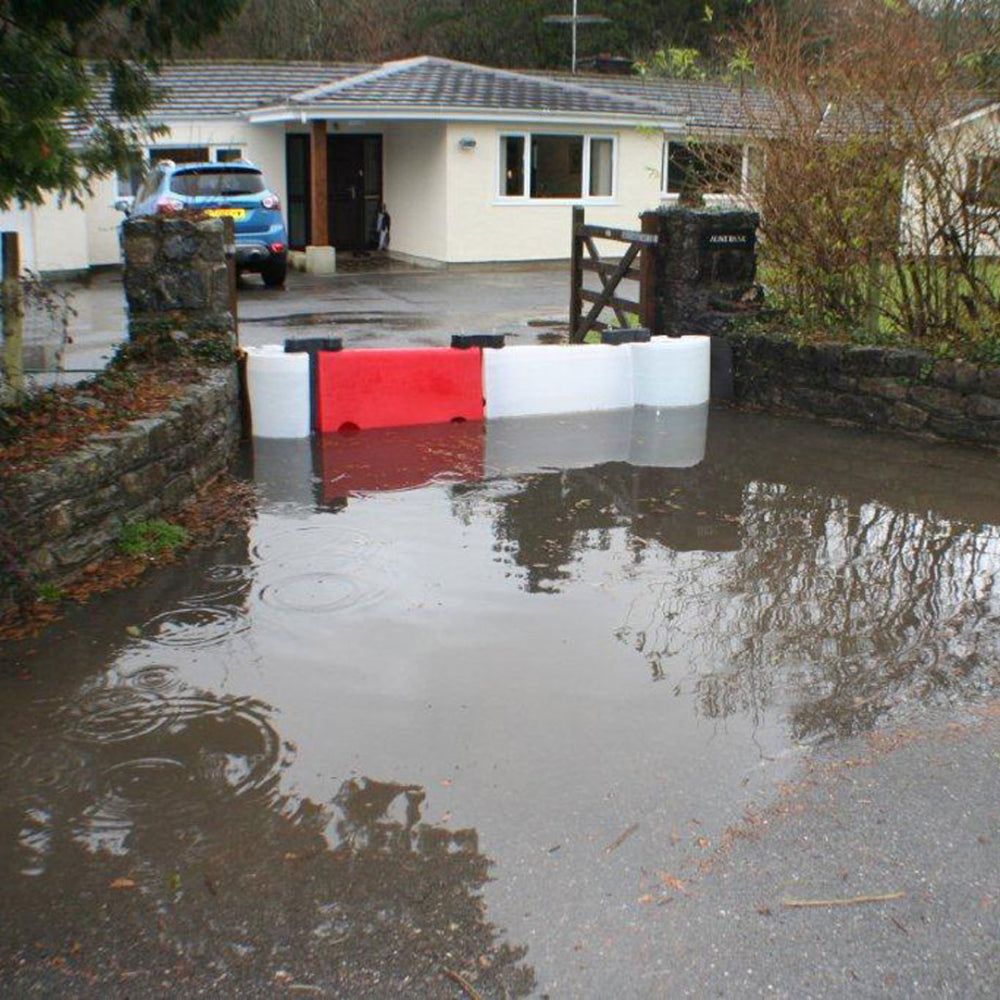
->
[631,335,711,408]
[245,346,311,439]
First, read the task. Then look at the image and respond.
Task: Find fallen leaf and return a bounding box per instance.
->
[694,836,710,849]
[125,625,142,638]
[657,872,689,894]
[637,894,655,905]
[439,778,453,787]
[109,877,136,890]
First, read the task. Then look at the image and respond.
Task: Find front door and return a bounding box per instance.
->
[328,135,382,252]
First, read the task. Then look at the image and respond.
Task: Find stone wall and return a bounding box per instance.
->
[122,216,235,341]
[0,368,241,607]
[725,330,1000,448]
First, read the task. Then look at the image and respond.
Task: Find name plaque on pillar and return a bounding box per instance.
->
[699,228,756,282]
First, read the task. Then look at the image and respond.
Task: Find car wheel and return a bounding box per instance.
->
[261,258,287,288]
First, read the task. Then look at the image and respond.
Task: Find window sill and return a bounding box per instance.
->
[659,193,744,203]
[492,198,620,207]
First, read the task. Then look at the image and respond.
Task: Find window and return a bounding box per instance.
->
[149,146,210,165]
[116,162,144,197]
[134,166,164,205]
[501,136,525,196]
[168,167,265,197]
[499,133,616,200]
[215,148,244,163]
[662,140,745,196]
[589,137,614,196]
[967,156,1000,209]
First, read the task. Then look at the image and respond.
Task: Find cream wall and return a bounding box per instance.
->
[443,121,663,263]
[0,204,36,271]
[33,195,90,273]
[383,121,449,261]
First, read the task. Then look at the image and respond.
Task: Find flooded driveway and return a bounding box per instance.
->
[51,264,570,380]
[2,407,1000,997]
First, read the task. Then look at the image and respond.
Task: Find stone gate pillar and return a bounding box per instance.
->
[122,216,236,348]
[641,207,759,336]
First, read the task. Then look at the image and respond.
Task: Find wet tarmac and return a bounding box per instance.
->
[43,264,571,384]
[2,406,1000,997]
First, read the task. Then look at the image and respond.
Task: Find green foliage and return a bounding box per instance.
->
[637,46,708,79]
[35,581,65,602]
[0,0,245,208]
[117,519,190,558]
[197,0,754,70]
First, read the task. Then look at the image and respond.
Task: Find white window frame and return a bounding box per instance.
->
[496,132,618,204]
[659,138,751,201]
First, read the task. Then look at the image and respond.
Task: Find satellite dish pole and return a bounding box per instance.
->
[543,0,611,74]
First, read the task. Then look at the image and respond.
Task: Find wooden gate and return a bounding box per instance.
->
[569,205,664,343]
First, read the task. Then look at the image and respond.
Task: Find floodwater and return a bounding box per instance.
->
[2,406,1000,997]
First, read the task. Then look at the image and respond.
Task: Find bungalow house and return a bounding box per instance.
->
[0,57,767,275]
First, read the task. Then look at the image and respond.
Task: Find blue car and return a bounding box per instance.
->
[125,160,288,287]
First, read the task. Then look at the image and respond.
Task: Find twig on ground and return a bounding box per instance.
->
[605,822,639,854]
[781,891,906,909]
[442,967,483,1000]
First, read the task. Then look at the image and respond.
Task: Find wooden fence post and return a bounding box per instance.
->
[1,232,25,405]
[639,211,667,336]
[569,205,584,342]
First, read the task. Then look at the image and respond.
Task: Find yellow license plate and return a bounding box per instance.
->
[205,208,246,220]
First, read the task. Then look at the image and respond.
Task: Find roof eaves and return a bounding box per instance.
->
[245,103,680,127]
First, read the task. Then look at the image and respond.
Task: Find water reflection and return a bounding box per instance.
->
[456,410,1000,738]
[0,676,533,996]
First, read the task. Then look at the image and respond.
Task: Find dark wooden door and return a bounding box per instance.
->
[328,135,382,251]
[285,134,311,250]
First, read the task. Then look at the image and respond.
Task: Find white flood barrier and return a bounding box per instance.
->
[245,345,311,439]
[628,404,709,469]
[484,408,634,476]
[631,335,711,408]
[484,344,634,419]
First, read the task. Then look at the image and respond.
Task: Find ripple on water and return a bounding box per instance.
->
[62,687,168,744]
[249,524,383,569]
[141,605,247,648]
[122,664,183,696]
[182,563,255,603]
[258,571,387,614]
[100,696,287,807]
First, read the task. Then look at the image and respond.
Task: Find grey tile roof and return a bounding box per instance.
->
[285,57,671,118]
[817,94,1000,140]
[68,56,993,141]
[537,71,782,133]
[66,60,374,137]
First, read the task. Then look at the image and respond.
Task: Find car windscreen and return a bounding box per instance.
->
[169,168,266,197]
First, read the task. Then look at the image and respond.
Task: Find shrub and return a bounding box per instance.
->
[117,519,190,558]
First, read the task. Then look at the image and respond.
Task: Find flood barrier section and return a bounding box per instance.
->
[245,346,311,439]
[316,347,484,432]
[632,336,711,408]
[483,344,635,419]
[245,337,712,438]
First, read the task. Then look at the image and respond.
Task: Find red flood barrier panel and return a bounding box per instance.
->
[317,347,484,432]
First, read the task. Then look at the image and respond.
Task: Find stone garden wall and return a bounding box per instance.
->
[724,331,1000,449]
[0,369,240,607]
